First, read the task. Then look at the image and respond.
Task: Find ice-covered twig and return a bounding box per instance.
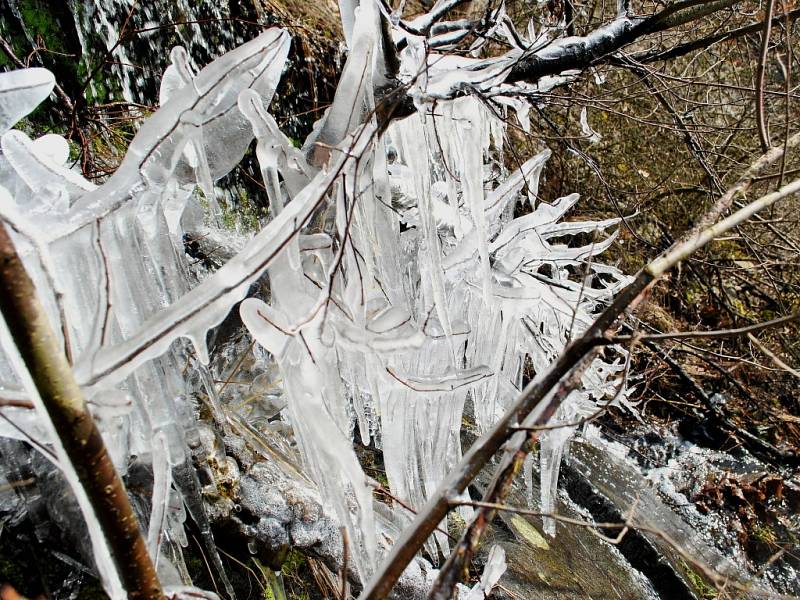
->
[75,121,380,388]
[42,29,291,242]
[0,68,55,134]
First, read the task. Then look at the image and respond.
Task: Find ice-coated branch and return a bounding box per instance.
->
[0,223,162,600]
[505,0,739,85]
[76,120,379,388]
[359,138,800,600]
[41,29,291,242]
[0,68,56,133]
[374,0,745,117]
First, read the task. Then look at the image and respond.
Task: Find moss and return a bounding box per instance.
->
[750,524,777,544]
[86,75,109,105]
[253,561,292,600]
[260,568,277,600]
[263,585,276,600]
[14,0,85,100]
[184,550,206,576]
[278,550,318,600]
[216,190,266,234]
[236,190,267,232]
[509,515,550,550]
[220,199,238,230]
[17,0,66,54]
[679,560,718,600]
[447,510,467,540]
[280,549,307,579]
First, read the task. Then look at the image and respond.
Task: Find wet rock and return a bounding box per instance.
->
[565,437,798,596]
[471,469,659,600]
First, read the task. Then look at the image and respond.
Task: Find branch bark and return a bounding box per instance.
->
[505,0,739,85]
[0,223,163,600]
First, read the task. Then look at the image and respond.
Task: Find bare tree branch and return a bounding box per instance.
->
[631,7,800,64]
[0,223,163,600]
[360,135,800,600]
[505,0,739,85]
[756,0,777,151]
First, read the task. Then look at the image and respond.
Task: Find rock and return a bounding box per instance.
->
[471,468,659,600]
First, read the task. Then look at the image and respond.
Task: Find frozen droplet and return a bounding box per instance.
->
[32,134,70,165]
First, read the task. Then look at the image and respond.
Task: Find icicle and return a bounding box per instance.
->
[465,545,507,600]
[453,100,492,302]
[159,46,195,106]
[2,130,95,200]
[0,68,55,134]
[579,107,602,144]
[148,430,172,563]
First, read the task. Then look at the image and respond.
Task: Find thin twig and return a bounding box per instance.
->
[756,0,776,151]
[611,312,800,343]
[748,333,800,379]
[339,527,350,600]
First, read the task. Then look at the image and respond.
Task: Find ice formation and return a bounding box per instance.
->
[465,545,506,600]
[0,2,631,596]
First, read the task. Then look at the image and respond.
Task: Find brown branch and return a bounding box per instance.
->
[779,0,793,186]
[0,398,34,409]
[756,0,777,152]
[632,7,800,64]
[430,353,596,599]
[0,223,162,600]
[339,527,350,600]
[748,333,800,379]
[612,312,800,343]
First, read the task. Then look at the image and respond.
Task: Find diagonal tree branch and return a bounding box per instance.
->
[505,0,739,85]
[427,180,800,599]
[631,7,800,64]
[360,133,800,600]
[0,223,163,600]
